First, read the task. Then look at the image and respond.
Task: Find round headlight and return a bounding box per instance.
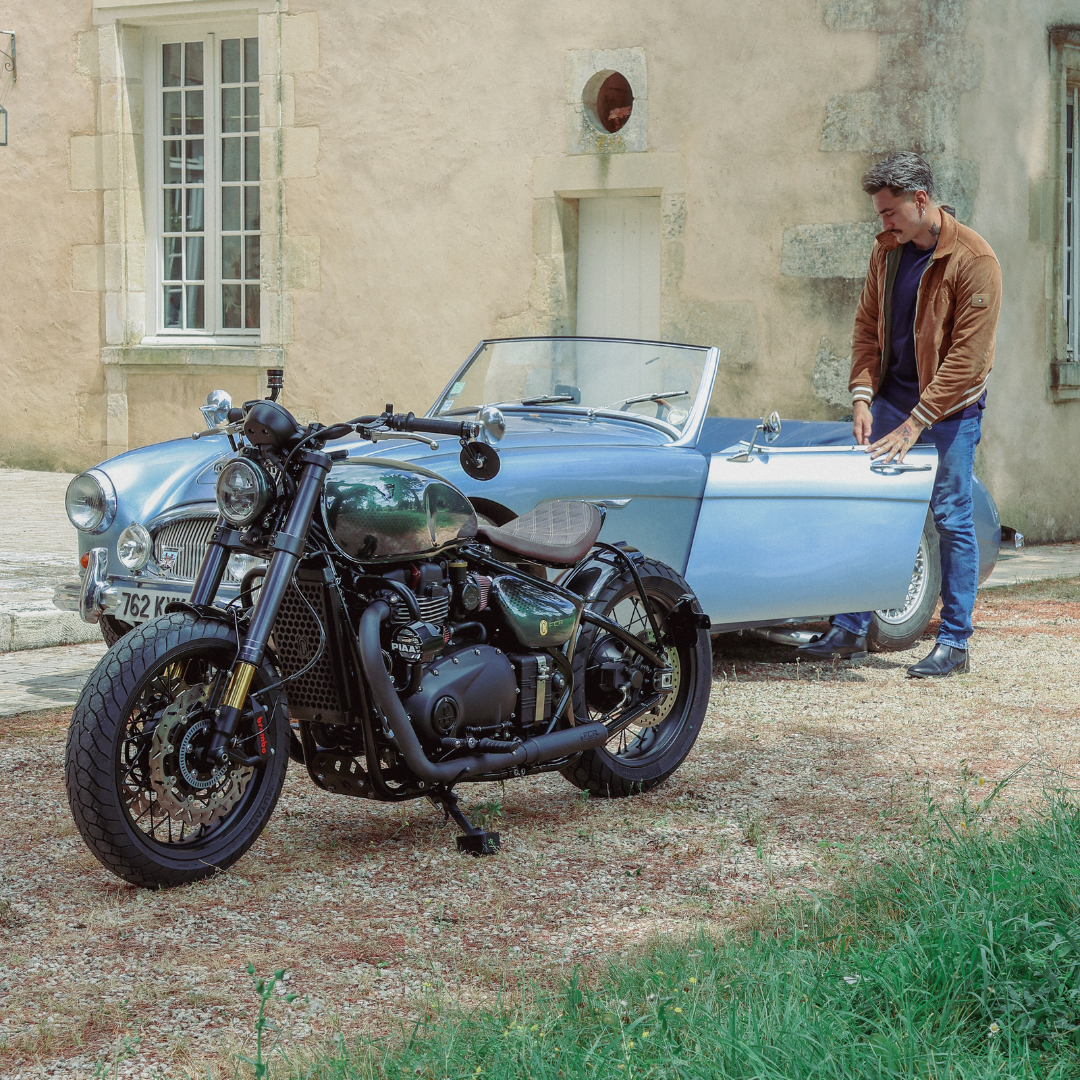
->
[65,469,117,534]
[216,459,270,526]
[116,523,152,572]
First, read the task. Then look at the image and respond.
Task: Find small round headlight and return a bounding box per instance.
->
[116,523,152,572]
[65,469,117,534]
[216,459,270,526]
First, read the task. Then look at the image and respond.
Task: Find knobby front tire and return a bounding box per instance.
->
[65,612,289,888]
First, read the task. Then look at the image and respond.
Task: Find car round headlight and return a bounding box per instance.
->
[116,523,152,572]
[216,459,271,526]
[65,469,117,534]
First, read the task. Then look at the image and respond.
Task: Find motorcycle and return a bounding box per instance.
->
[64,374,712,887]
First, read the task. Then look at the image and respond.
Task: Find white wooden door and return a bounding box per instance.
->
[576,196,661,340]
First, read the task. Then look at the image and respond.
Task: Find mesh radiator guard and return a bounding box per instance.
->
[270,575,347,723]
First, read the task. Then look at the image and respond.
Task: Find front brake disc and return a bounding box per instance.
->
[149,684,252,828]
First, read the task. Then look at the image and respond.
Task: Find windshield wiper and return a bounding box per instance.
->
[519,394,578,406]
[606,389,690,409]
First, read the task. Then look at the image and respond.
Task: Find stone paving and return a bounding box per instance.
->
[0,467,1078,718]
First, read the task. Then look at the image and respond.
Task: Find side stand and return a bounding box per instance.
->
[432,788,500,856]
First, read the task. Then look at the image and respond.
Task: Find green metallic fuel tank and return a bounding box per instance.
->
[322,458,478,563]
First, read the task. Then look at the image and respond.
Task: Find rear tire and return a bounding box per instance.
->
[560,559,710,797]
[65,612,289,888]
[868,511,941,651]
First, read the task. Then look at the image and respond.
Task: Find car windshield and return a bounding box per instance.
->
[432,338,710,435]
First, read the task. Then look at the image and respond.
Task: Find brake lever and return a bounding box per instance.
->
[192,421,244,441]
[367,429,439,450]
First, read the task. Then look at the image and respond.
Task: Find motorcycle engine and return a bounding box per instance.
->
[377,560,550,747]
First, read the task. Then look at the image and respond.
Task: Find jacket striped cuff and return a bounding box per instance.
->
[913,377,988,427]
[851,386,874,405]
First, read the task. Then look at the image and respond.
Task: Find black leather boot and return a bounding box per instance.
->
[907,643,970,678]
[796,625,868,661]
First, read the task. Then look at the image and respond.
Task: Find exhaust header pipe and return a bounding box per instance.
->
[358,602,607,784]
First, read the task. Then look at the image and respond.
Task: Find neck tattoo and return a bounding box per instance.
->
[928,218,941,237]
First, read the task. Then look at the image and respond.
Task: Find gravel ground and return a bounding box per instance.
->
[2,579,1078,1078]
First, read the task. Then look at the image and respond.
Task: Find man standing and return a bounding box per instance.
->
[798,152,1001,677]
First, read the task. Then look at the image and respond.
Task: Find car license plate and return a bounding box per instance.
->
[116,586,191,624]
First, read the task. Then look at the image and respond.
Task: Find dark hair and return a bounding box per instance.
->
[861,152,936,200]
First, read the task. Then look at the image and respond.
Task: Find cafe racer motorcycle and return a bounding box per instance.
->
[65,378,712,887]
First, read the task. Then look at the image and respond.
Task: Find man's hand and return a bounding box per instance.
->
[852,400,873,445]
[868,415,925,464]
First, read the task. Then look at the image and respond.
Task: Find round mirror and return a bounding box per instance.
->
[200,389,233,429]
[475,404,506,445]
[762,410,782,444]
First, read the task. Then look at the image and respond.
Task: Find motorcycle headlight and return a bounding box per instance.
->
[216,459,271,526]
[116,523,152,571]
[65,469,117,534]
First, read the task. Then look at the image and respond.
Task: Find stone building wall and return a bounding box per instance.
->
[0,0,1078,539]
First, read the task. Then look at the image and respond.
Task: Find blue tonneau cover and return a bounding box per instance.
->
[695,417,855,456]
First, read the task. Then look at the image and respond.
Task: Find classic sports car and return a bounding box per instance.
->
[56,337,1006,652]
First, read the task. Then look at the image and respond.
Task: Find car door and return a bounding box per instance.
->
[684,442,938,628]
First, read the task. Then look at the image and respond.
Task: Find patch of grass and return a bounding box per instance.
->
[983,575,1080,603]
[277,801,1080,1078]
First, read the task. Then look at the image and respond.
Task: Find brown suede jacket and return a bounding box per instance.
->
[849,210,1001,427]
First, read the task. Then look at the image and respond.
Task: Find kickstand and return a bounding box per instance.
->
[431,788,500,856]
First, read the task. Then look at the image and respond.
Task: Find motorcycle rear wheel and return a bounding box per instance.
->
[561,559,711,797]
[65,611,289,888]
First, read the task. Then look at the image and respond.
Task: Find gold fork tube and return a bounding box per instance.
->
[221,662,257,711]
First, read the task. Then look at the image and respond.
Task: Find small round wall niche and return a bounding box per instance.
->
[582,70,634,134]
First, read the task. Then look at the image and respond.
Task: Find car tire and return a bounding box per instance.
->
[868,511,941,652]
[99,614,135,648]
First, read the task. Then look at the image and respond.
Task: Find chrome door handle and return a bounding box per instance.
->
[870,461,932,472]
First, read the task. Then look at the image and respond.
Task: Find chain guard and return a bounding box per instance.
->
[148,684,252,828]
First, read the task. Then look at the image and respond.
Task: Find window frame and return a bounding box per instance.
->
[142,19,261,345]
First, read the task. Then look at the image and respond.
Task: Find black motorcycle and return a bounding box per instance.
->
[65,376,712,887]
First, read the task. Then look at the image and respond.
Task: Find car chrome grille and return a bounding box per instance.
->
[153,516,218,582]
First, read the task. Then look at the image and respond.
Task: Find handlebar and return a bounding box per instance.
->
[387,411,478,439]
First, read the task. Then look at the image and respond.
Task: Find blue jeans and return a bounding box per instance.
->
[833,397,982,650]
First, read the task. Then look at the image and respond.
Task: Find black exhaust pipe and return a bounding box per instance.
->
[358,602,608,783]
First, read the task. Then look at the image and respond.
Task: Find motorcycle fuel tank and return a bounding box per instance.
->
[322,458,478,563]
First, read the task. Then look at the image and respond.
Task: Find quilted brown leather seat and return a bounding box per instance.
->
[477,500,602,566]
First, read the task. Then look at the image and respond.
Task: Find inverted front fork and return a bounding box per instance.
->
[204,449,333,765]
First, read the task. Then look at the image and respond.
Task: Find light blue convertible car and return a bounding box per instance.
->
[57,337,1005,653]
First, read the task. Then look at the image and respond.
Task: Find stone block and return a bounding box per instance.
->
[820,89,950,154]
[281,12,320,74]
[825,0,928,33]
[566,48,647,155]
[1030,176,1058,246]
[72,245,105,292]
[814,337,853,407]
[664,299,758,366]
[76,31,100,78]
[924,154,978,222]
[70,135,103,191]
[282,235,321,292]
[780,221,878,279]
[282,126,319,178]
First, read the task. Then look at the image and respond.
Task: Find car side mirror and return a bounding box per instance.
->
[728,410,781,462]
[762,410,781,444]
[200,390,233,429]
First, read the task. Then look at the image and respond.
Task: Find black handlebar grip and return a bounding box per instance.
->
[391,412,472,438]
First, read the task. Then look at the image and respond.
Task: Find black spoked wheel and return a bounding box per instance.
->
[65,612,289,888]
[560,559,711,797]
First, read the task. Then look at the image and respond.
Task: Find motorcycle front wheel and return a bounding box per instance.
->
[561,558,711,797]
[65,611,289,888]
